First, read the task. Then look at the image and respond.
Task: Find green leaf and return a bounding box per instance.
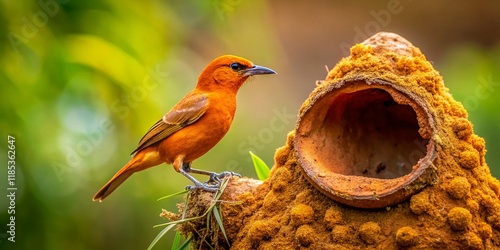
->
[212,206,229,245]
[249,151,270,180]
[148,224,176,250]
[171,231,181,250]
[178,236,192,250]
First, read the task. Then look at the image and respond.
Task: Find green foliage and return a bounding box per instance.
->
[177,236,192,250]
[250,151,270,180]
[148,224,177,250]
[439,45,500,177]
[212,206,229,245]
[171,231,181,250]
[0,1,277,249]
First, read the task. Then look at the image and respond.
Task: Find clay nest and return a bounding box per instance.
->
[163,32,500,249]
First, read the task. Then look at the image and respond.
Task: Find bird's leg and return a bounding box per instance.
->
[179,162,218,192]
[183,163,241,184]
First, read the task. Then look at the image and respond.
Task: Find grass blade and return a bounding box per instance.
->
[148,224,176,250]
[157,190,189,201]
[171,231,181,250]
[181,192,191,220]
[153,215,201,228]
[212,206,229,245]
[178,236,192,250]
[249,151,270,180]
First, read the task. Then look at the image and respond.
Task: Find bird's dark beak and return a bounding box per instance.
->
[242,65,277,77]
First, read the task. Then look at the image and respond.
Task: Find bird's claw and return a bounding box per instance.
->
[186,171,241,192]
[208,171,241,184]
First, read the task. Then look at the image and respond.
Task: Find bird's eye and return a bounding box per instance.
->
[230,62,242,71]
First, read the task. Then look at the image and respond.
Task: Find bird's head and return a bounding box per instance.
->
[197,55,276,92]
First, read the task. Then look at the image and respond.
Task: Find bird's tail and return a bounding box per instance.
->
[92,148,162,202]
[92,160,136,202]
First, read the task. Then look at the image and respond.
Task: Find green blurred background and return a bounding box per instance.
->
[0,0,499,249]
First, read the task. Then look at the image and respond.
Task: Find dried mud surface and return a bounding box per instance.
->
[175,33,500,249]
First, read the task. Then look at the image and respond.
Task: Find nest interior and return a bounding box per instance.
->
[310,84,425,179]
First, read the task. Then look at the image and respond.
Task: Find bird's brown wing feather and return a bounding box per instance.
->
[131,94,208,155]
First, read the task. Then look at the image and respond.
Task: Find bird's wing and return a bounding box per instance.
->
[131,94,209,155]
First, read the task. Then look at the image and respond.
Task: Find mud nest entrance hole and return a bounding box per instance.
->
[296,80,436,208]
[323,86,426,179]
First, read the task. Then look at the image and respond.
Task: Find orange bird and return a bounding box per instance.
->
[93,55,276,202]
